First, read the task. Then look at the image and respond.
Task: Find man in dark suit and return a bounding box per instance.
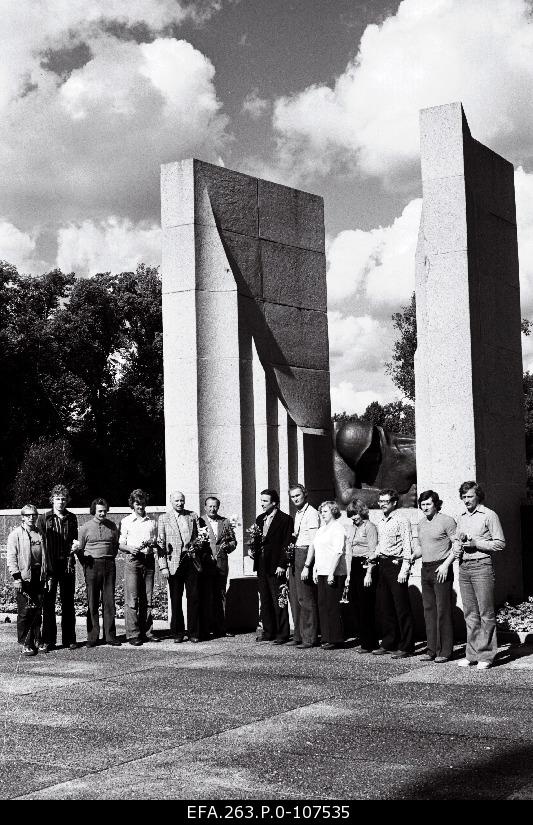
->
[254,488,293,644]
[199,496,237,638]
[158,491,203,642]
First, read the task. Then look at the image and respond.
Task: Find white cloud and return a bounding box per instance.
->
[330,382,389,416]
[327,198,421,310]
[273,0,533,183]
[56,217,161,275]
[0,220,41,272]
[0,3,229,246]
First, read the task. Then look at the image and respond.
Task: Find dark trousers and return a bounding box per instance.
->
[169,556,208,639]
[257,556,289,641]
[84,557,117,643]
[347,557,378,650]
[209,571,228,635]
[317,574,346,645]
[42,561,76,647]
[377,558,414,653]
[124,556,155,640]
[16,567,43,648]
[289,547,318,645]
[421,561,454,659]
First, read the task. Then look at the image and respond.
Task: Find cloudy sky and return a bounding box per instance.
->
[2,0,533,414]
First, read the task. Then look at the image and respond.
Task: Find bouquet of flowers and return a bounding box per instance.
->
[339,584,350,604]
[186,526,211,572]
[246,524,263,559]
[278,582,289,609]
[138,538,164,557]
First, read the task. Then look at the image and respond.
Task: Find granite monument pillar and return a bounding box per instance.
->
[161,159,333,577]
[415,102,525,601]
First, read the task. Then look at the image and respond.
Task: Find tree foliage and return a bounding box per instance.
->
[385,292,416,402]
[0,263,164,507]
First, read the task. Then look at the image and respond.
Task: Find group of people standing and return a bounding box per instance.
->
[6,485,236,654]
[254,481,505,670]
[6,478,505,670]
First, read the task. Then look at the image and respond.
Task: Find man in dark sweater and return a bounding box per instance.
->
[38,484,79,652]
[77,498,121,647]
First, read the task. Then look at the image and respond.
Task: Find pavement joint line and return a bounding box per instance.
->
[10,694,339,800]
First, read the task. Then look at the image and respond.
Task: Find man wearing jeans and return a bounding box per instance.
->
[119,489,159,646]
[454,481,505,671]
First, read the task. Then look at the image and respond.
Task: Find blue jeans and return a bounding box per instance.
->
[459,557,497,663]
[124,556,155,640]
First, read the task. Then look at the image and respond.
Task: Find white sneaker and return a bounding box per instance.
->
[457,658,475,667]
[476,661,491,670]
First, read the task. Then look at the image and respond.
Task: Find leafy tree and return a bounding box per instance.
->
[12,437,88,507]
[385,292,416,402]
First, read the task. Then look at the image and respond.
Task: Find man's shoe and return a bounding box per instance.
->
[434,656,449,663]
[86,641,98,648]
[372,647,391,656]
[67,643,78,651]
[225,632,235,637]
[457,658,475,667]
[108,639,122,647]
[391,650,410,659]
[322,643,337,650]
[128,639,143,647]
[357,647,372,654]
[144,635,160,643]
[285,640,301,647]
[477,661,491,670]
[190,637,200,643]
[39,643,52,653]
[296,643,313,649]
[173,635,184,643]
[419,653,435,662]
[271,638,288,645]
[23,646,37,656]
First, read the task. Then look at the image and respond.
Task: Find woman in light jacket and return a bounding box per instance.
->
[302,501,348,650]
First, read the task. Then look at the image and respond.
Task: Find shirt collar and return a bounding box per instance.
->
[131,513,148,522]
[461,504,486,516]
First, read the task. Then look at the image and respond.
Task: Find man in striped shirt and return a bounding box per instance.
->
[38,485,79,652]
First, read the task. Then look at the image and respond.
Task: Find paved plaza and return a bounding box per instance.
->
[0,619,532,801]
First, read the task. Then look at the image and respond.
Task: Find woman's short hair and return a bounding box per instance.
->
[128,488,147,509]
[49,484,70,504]
[319,500,341,519]
[346,499,369,519]
[417,489,443,511]
[90,497,109,515]
[458,481,485,502]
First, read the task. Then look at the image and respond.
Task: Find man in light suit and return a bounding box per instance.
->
[255,489,293,644]
[158,491,202,642]
[199,496,237,638]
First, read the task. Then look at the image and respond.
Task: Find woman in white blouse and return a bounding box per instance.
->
[302,500,348,650]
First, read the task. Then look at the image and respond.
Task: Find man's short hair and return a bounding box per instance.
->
[346,498,369,519]
[288,483,307,497]
[458,481,485,502]
[418,490,443,511]
[21,504,38,516]
[261,488,279,505]
[319,500,341,519]
[204,495,220,507]
[128,488,147,509]
[378,488,399,505]
[50,484,70,504]
[90,497,109,515]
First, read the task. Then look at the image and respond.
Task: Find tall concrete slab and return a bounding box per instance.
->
[161,159,333,577]
[415,102,525,602]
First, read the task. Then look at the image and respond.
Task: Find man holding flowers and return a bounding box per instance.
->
[119,488,159,646]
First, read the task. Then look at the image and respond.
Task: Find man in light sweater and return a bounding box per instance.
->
[414,490,457,663]
[453,481,505,671]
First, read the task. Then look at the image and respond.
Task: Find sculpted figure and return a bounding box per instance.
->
[334,420,416,509]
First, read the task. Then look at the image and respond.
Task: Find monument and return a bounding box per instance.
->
[160,159,334,576]
[415,102,525,602]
